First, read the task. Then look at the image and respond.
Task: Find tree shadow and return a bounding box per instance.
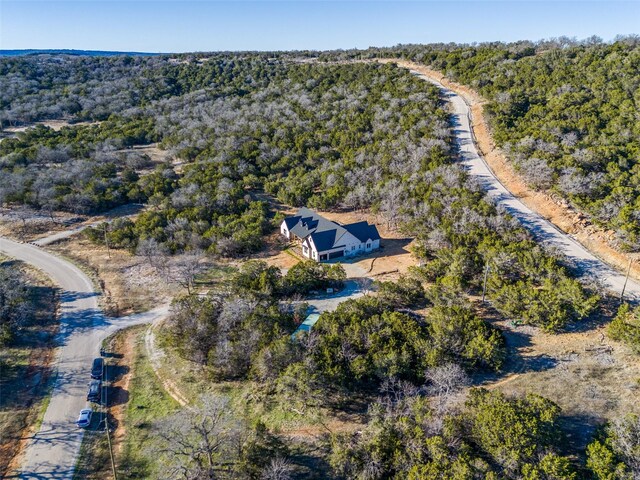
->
[562,295,619,334]
[556,412,604,455]
[330,390,372,418]
[520,354,558,372]
[105,363,129,382]
[472,302,563,385]
[5,461,77,479]
[288,442,334,480]
[101,350,124,359]
[377,237,413,257]
[117,451,151,480]
[105,386,130,407]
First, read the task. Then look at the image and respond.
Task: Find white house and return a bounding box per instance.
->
[281,208,381,262]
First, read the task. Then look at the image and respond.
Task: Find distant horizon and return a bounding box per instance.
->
[2,1,639,52]
[1,31,639,56]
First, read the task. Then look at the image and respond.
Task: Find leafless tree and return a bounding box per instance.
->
[137,237,169,275]
[169,250,205,294]
[152,396,242,480]
[424,362,470,409]
[13,207,34,239]
[379,179,404,230]
[0,265,34,340]
[558,168,604,197]
[607,415,640,476]
[261,457,294,480]
[517,157,554,190]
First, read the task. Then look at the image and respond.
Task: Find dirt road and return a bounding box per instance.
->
[402,69,640,302]
[0,237,167,479]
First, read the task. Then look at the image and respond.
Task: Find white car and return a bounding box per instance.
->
[76,408,92,428]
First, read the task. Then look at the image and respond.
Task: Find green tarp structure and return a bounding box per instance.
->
[291,313,320,339]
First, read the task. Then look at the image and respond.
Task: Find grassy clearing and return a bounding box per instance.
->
[0,259,58,476]
[74,430,111,480]
[194,263,238,288]
[117,328,179,480]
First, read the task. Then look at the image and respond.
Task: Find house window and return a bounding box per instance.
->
[351,246,355,251]
[366,242,371,249]
[303,246,309,254]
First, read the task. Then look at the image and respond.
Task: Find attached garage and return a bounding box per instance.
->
[328,250,344,260]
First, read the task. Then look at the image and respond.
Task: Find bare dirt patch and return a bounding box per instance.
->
[474,301,640,448]
[121,143,167,164]
[2,119,100,134]
[106,327,135,456]
[117,143,177,174]
[316,209,416,279]
[47,236,171,316]
[254,230,302,272]
[380,58,640,282]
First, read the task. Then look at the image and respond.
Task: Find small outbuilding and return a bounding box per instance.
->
[291,313,320,340]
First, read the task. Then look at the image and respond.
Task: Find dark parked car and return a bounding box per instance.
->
[87,380,101,402]
[91,357,104,379]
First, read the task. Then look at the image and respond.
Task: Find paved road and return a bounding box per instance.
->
[305,279,367,314]
[0,237,167,479]
[410,70,640,302]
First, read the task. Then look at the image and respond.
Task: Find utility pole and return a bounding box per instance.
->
[482,262,490,303]
[103,356,117,480]
[103,223,111,259]
[620,259,633,303]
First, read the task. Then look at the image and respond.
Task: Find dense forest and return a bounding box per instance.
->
[0,55,598,331]
[1,48,637,478]
[335,37,640,251]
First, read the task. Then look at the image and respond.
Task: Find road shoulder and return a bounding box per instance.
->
[379,58,640,282]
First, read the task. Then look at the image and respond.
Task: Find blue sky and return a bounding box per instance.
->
[1,1,639,52]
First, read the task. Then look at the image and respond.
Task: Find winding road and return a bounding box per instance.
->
[4,61,640,478]
[408,68,640,302]
[0,238,167,479]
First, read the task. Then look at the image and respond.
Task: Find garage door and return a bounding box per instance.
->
[328,250,344,259]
